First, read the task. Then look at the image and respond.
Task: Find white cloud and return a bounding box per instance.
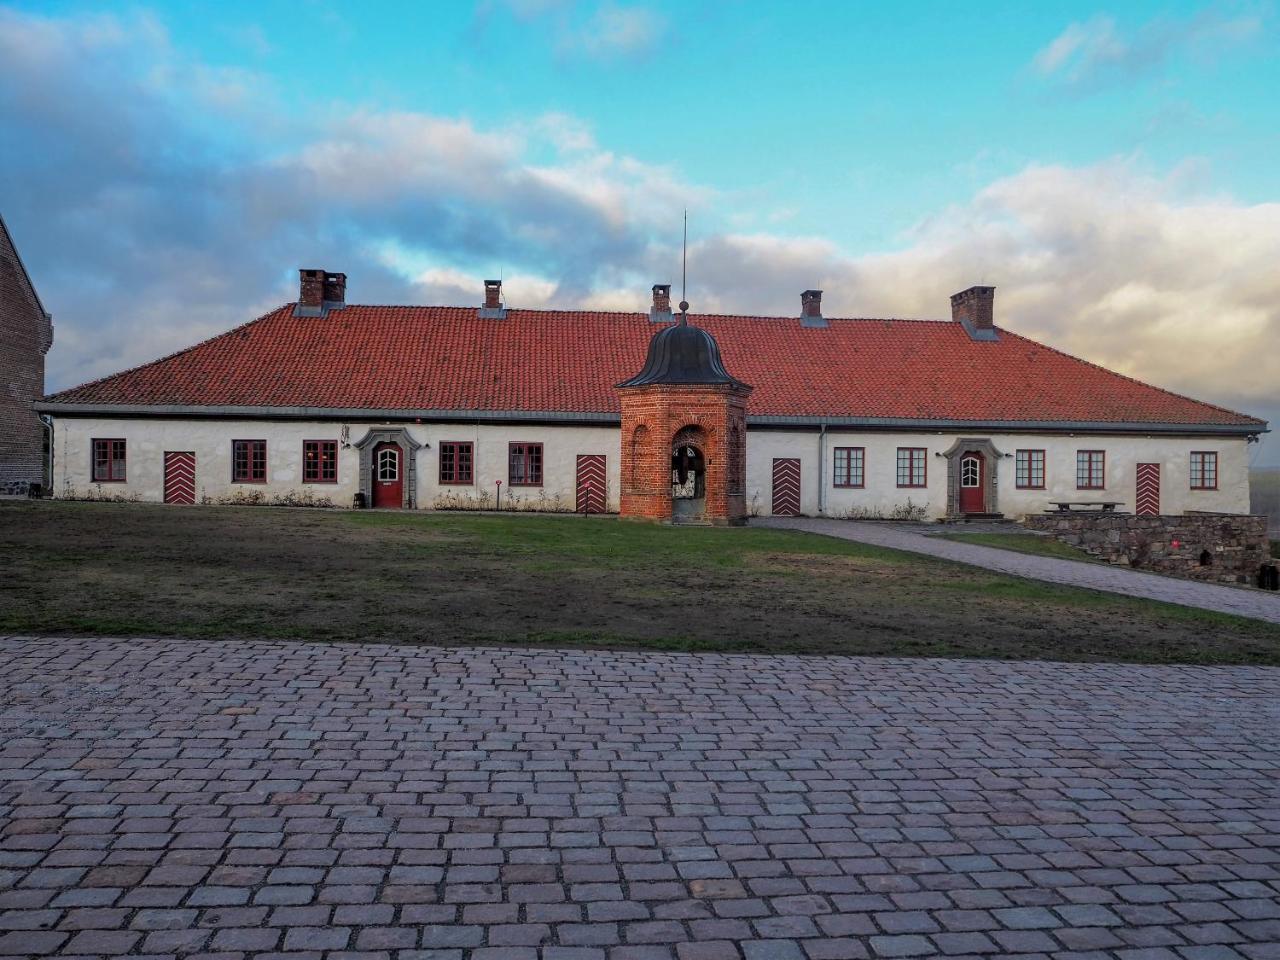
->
[575,3,666,60]
[1032,7,1264,91]
[1,7,1275,464]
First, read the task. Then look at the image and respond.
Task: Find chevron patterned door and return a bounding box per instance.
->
[576,454,606,514]
[772,458,801,516]
[1136,462,1160,516]
[164,451,196,505]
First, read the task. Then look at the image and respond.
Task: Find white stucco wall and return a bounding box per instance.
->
[51,416,1252,519]
[744,430,1252,519]
[52,418,622,511]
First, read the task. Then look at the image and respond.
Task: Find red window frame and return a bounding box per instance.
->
[1015,449,1045,489]
[895,447,927,488]
[439,441,474,485]
[1076,450,1105,490]
[91,438,127,482]
[232,439,268,483]
[508,442,544,486]
[1189,451,1218,490]
[833,447,864,488]
[302,440,338,484]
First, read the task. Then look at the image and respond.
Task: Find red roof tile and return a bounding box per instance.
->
[45,304,1264,428]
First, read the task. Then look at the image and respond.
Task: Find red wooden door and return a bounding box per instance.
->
[1136,462,1160,516]
[959,452,984,514]
[576,454,606,514]
[772,458,801,516]
[164,451,196,505]
[372,442,404,508]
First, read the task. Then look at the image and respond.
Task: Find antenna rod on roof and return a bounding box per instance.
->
[679,208,689,326]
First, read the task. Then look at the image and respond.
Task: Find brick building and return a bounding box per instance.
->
[38,269,1267,522]
[0,215,54,492]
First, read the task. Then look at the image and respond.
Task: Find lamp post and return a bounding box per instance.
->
[495,479,502,511]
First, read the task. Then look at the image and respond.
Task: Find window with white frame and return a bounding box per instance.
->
[833,447,864,487]
[896,447,926,487]
[377,448,399,481]
[1075,450,1105,490]
[1189,451,1218,490]
[1015,449,1045,489]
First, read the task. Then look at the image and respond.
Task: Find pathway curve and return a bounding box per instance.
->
[758,517,1280,625]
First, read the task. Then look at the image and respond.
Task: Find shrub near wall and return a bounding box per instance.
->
[1024,513,1271,585]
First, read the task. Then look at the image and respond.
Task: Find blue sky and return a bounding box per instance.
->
[3,0,1279,463]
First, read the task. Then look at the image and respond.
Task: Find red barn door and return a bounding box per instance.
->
[1136,463,1160,516]
[163,451,196,505]
[576,455,606,514]
[772,458,801,516]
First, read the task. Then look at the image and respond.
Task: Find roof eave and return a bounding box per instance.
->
[33,401,1267,435]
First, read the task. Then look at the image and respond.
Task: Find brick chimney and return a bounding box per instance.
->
[800,289,826,328]
[322,272,346,309]
[650,284,673,323]
[299,269,325,309]
[951,285,997,340]
[480,279,506,319]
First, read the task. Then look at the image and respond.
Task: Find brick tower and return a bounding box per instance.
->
[617,310,752,524]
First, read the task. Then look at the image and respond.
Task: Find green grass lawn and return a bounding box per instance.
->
[2,501,1278,664]
[937,531,1098,562]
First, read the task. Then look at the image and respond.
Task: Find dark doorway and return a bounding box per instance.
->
[672,443,706,523]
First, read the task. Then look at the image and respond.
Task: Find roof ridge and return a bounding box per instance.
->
[999,327,1265,426]
[340,303,954,324]
[0,213,50,318]
[46,303,291,401]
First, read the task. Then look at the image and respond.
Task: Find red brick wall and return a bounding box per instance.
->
[0,222,52,487]
[619,383,751,524]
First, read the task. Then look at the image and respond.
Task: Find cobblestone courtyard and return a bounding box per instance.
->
[1,636,1278,959]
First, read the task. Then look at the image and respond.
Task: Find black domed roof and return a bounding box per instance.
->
[617,318,749,389]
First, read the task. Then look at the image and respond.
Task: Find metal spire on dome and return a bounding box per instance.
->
[679,208,689,325]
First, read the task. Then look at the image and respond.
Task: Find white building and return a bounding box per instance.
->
[38,271,1266,521]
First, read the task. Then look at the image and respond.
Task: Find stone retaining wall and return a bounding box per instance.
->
[1024,513,1271,585]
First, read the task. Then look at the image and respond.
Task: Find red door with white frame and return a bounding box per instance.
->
[1136,463,1160,516]
[959,452,984,514]
[576,454,606,514]
[372,442,404,508]
[164,451,196,505]
[771,458,801,516]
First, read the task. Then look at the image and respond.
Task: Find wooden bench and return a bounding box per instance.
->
[1048,501,1123,513]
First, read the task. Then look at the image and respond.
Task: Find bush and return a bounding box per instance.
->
[200,488,334,508]
[834,498,930,522]
[60,485,143,503]
[433,488,578,514]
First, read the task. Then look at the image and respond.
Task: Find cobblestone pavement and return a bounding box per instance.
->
[757,518,1280,625]
[2,636,1279,960]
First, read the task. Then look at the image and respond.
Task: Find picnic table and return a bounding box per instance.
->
[1048,501,1123,512]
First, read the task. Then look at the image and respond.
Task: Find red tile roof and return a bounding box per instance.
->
[45,304,1264,428]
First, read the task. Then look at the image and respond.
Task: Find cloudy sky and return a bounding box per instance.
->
[2,0,1277,463]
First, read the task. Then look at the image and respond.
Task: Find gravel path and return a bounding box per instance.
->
[757,517,1280,625]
